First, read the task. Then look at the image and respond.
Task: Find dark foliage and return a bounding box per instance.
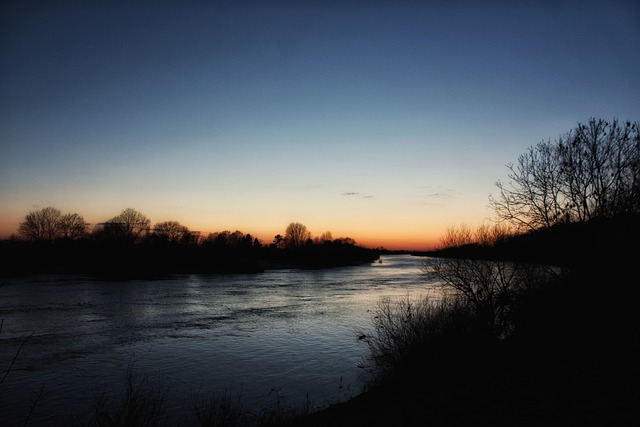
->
[285,260,638,427]
[0,238,379,278]
[261,241,380,270]
[420,212,640,268]
[285,215,640,426]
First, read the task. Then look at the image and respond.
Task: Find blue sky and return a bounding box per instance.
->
[1,1,639,249]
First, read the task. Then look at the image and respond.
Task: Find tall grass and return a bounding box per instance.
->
[191,386,248,427]
[89,363,168,427]
[360,257,560,386]
[70,368,331,427]
[358,294,478,383]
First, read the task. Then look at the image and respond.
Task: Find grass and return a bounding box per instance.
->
[356,294,477,382]
[65,367,339,427]
[78,362,168,427]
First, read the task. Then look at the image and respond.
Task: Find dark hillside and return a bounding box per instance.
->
[419,213,640,268]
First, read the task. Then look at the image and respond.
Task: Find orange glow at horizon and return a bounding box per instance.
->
[0,211,444,251]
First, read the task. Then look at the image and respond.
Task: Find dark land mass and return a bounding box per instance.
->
[0,239,380,278]
[414,213,640,268]
[281,214,640,426]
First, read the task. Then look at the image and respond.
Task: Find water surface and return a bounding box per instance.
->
[0,254,440,426]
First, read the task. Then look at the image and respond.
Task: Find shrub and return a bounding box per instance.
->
[359,294,478,382]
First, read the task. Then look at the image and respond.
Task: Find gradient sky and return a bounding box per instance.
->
[1,1,639,250]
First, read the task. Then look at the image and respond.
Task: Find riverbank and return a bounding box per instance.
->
[282,255,640,426]
[0,238,380,278]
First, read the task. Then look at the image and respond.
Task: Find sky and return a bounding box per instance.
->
[1,1,639,250]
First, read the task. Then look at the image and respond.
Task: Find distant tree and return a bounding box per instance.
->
[205,230,251,248]
[92,222,124,241]
[102,208,151,241]
[188,231,202,245]
[17,207,87,241]
[228,230,246,247]
[489,118,640,231]
[334,237,357,246]
[206,231,228,247]
[284,222,311,248]
[474,222,513,247]
[439,224,474,248]
[242,233,254,248]
[207,231,231,247]
[320,231,333,243]
[59,213,88,239]
[153,221,191,243]
[272,234,285,249]
[18,206,62,241]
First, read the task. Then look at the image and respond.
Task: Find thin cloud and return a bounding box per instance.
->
[417,185,457,197]
[415,186,459,205]
[342,191,373,199]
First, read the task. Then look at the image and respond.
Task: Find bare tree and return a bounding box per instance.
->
[315,231,334,245]
[59,213,87,239]
[284,222,311,248]
[424,224,552,338]
[490,140,566,231]
[18,207,62,241]
[104,208,151,241]
[439,224,475,248]
[153,221,191,243]
[18,207,88,241]
[319,231,333,243]
[489,118,639,231]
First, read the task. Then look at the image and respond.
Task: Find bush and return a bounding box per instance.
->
[359,294,479,382]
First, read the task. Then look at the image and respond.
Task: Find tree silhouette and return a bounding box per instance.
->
[319,231,333,244]
[18,207,62,240]
[284,222,311,248]
[18,207,87,241]
[272,234,285,249]
[103,208,151,241]
[153,221,191,243]
[59,213,88,239]
[489,118,640,231]
[425,223,551,338]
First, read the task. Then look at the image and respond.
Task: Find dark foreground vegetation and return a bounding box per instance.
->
[285,117,640,426]
[286,219,639,426]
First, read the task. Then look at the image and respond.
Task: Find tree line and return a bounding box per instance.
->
[2,209,379,276]
[14,207,353,250]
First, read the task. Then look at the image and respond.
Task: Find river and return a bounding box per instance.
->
[0,254,441,426]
